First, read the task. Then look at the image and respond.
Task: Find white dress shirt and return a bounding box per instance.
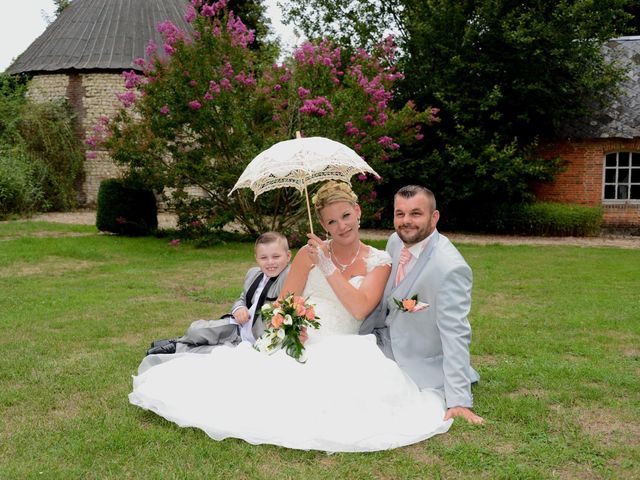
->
[402,230,437,277]
[230,274,269,344]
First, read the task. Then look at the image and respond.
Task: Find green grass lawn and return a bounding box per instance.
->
[1,222,638,479]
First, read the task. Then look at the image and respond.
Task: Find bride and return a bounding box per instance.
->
[129,181,452,452]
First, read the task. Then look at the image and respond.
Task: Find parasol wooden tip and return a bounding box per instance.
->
[295,131,302,139]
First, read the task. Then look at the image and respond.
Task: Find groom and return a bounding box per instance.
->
[361,185,483,424]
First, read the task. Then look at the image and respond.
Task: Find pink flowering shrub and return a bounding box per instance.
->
[102,4,435,236]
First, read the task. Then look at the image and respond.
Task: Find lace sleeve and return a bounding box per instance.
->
[364,246,392,273]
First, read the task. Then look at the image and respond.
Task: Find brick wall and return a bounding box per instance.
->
[28,72,127,205]
[536,138,640,228]
[602,203,640,230]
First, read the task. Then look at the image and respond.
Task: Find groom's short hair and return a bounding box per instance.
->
[395,185,436,211]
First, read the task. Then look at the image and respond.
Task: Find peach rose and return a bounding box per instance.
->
[295,303,306,316]
[305,306,316,320]
[402,298,417,311]
[271,313,284,328]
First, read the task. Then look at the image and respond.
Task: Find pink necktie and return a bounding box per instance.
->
[395,247,412,286]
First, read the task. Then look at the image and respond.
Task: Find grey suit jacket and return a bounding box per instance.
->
[360,230,479,408]
[178,265,290,349]
[231,265,290,339]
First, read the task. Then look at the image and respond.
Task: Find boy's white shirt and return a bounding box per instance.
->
[229,273,270,344]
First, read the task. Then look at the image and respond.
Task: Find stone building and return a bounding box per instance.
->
[536,36,640,231]
[6,0,190,205]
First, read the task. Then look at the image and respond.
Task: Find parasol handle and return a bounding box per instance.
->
[304,183,314,235]
[296,130,313,234]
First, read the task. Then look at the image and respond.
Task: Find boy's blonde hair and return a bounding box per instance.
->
[255,231,289,252]
[312,181,358,216]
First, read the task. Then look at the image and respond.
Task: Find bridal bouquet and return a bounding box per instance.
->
[254,293,320,362]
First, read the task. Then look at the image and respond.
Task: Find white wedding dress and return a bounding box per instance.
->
[129,247,452,452]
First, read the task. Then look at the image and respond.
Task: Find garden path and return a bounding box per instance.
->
[27,210,640,249]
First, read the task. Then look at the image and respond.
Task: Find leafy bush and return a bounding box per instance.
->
[17,100,85,211]
[442,202,603,236]
[96,179,158,236]
[0,147,44,219]
[0,74,84,214]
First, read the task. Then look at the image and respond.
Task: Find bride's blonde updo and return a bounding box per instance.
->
[312,181,358,216]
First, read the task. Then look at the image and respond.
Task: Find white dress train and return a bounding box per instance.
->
[129,247,452,452]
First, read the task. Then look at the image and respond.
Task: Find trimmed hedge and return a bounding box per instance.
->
[492,202,603,236]
[442,202,603,236]
[96,179,158,236]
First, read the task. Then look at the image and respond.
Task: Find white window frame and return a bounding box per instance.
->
[602,151,640,203]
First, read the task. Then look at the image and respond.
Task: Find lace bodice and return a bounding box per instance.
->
[303,246,391,337]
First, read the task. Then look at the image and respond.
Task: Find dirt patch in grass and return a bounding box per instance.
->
[316,454,337,468]
[0,257,100,278]
[490,441,517,455]
[578,407,640,449]
[50,391,83,422]
[404,442,446,466]
[113,330,153,347]
[474,291,528,321]
[162,266,250,292]
[473,354,499,366]
[552,462,604,480]
[561,352,587,362]
[507,387,547,399]
[125,294,176,305]
[603,329,640,342]
[436,430,476,448]
[0,231,95,241]
[256,459,288,479]
[1,388,83,440]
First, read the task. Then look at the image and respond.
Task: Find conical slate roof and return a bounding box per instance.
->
[6,0,191,74]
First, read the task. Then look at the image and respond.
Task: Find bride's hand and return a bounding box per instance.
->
[306,233,329,257]
[307,233,336,277]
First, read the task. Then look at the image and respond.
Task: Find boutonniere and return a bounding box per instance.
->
[393,294,429,313]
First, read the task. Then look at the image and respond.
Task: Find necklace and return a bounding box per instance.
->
[329,240,362,272]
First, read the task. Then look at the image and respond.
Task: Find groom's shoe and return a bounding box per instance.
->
[146,341,177,356]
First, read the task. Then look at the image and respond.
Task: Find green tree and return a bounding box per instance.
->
[283,0,633,222]
[282,0,403,50]
[99,3,431,236]
[54,0,71,15]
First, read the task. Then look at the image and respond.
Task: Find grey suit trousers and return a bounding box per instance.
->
[175,318,241,353]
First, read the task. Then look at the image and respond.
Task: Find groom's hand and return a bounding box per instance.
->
[444,407,484,425]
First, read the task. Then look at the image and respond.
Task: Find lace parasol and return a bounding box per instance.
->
[229,135,379,233]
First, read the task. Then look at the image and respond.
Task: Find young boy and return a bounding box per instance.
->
[146,231,291,356]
